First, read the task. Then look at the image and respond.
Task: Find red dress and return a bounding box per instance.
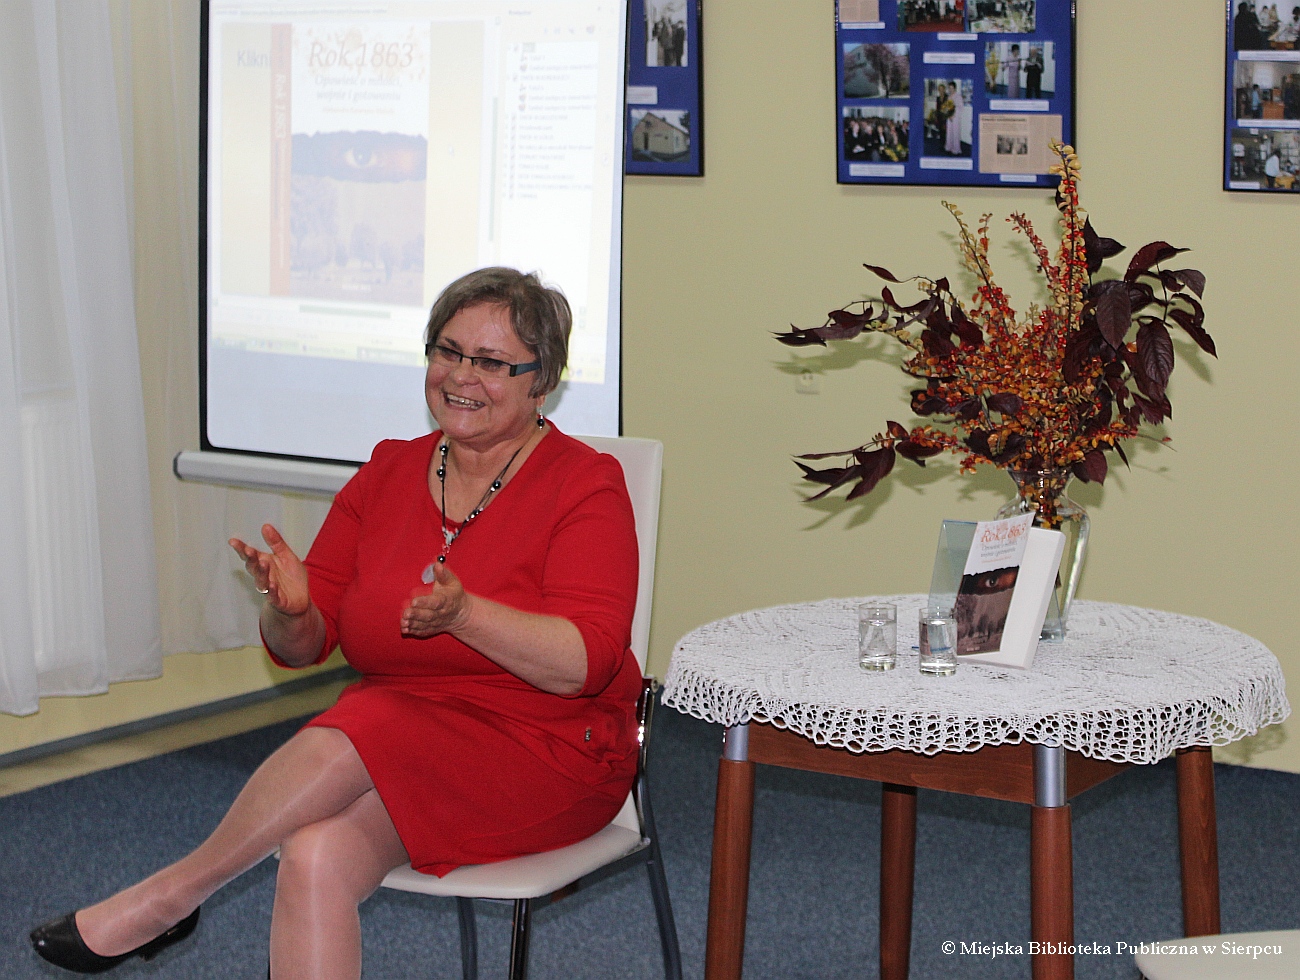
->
[271,426,642,876]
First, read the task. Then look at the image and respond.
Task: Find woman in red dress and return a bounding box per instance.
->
[31,268,642,979]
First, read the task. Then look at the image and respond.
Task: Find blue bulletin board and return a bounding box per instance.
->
[625,0,703,176]
[836,0,1075,187]
[1224,1,1300,192]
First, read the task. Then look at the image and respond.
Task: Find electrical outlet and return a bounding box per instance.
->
[796,371,820,394]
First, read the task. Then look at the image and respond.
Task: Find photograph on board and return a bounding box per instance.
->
[1234,2,1300,50]
[645,0,688,67]
[923,78,973,157]
[843,105,911,162]
[843,43,911,98]
[968,0,1036,34]
[1230,127,1300,188]
[1233,57,1300,120]
[630,109,691,162]
[985,41,1053,98]
[898,0,966,33]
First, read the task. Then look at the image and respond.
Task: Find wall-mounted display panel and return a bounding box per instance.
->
[835,0,1075,188]
[1224,1,1300,192]
[625,0,703,175]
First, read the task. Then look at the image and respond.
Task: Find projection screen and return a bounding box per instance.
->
[200,0,626,467]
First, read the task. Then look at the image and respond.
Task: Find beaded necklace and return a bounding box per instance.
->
[421,439,524,583]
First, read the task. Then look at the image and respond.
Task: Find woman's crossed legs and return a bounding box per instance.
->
[73,726,408,979]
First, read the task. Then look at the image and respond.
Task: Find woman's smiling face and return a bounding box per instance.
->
[425,302,540,449]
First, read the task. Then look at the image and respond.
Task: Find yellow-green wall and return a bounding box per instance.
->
[621,0,1295,771]
[12,0,1292,772]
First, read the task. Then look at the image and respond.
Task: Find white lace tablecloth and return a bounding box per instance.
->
[662,596,1290,765]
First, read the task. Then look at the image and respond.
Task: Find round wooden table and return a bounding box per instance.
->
[663,597,1290,980]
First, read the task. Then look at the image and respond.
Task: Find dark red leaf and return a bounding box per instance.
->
[1125,241,1189,282]
[1136,321,1175,388]
[1083,218,1125,275]
[881,286,934,316]
[1073,449,1108,484]
[1115,442,1130,468]
[886,420,910,440]
[1093,280,1132,348]
[816,322,868,341]
[1063,322,1100,383]
[953,398,982,421]
[965,430,992,458]
[1132,392,1170,424]
[796,449,856,461]
[846,447,896,499]
[986,392,1023,416]
[911,389,947,415]
[950,303,983,347]
[773,327,828,347]
[896,440,944,464]
[827,308,875,328]
[934,277,950,294]
[1173,268,1206,297]
[925,305,952,334]
[1168,307,1217,357]
[990,432,1026,466]
[922,329,957,358]
[1126,280,1156,314]
[796,461,861,501]
[796,461,854,485]
[864,263,905,283]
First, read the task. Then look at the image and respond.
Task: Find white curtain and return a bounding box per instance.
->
[0,0,161,714]
[131,1,332,661]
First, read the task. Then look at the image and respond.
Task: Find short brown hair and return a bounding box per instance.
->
[424,267,571,397]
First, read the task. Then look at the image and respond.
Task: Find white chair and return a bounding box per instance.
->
[1135,929,1299,979]
[379,436,681,980]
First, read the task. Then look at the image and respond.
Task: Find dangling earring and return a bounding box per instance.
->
[536,412,545,428]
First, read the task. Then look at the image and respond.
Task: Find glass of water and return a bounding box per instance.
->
[858,603,897,671]
[918,607,958,676]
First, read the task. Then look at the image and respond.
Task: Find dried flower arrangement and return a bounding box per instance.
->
[775,143,1215,525]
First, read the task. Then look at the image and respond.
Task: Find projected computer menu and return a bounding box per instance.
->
[203,1,626,463]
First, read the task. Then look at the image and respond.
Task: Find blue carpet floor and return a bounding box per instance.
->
[1,703,1297,979]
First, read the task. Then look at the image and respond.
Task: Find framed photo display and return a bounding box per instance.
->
[626,0,703,176]
[836,0,1075,187]
[1224,2,1300,192]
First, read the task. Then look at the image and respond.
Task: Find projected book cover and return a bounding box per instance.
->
[271,22,430,307]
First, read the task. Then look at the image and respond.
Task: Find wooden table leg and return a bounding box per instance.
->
[1031,744,1073,980]
[1175,747,1221,937]
[880,783,917,980]
[705,750,756,980]
[1030,804,1074,980]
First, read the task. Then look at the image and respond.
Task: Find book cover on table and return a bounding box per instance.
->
[927,515,1066,669]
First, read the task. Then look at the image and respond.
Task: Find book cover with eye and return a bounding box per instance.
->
[953,513,1033,655]
[273,22,430,308]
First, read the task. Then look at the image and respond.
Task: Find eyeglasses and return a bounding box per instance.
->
[425,342,540,377]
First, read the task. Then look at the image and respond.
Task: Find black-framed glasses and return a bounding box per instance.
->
[425,342,540,377]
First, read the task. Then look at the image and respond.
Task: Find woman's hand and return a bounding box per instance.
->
[229,524,310,617]
[401,560,474,638]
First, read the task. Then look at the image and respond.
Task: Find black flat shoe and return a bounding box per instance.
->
[30,907,200,973]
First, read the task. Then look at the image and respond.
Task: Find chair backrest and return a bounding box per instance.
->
[572,436,663,673]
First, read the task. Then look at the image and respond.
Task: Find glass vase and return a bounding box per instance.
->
[995,468,1090,641]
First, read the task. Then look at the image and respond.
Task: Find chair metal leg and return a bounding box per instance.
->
[508,898,532,980]
[456,898,478,980]
[639,777,683,980]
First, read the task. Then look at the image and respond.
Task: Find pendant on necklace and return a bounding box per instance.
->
[421,562,436,584]
[443,527,456,546]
